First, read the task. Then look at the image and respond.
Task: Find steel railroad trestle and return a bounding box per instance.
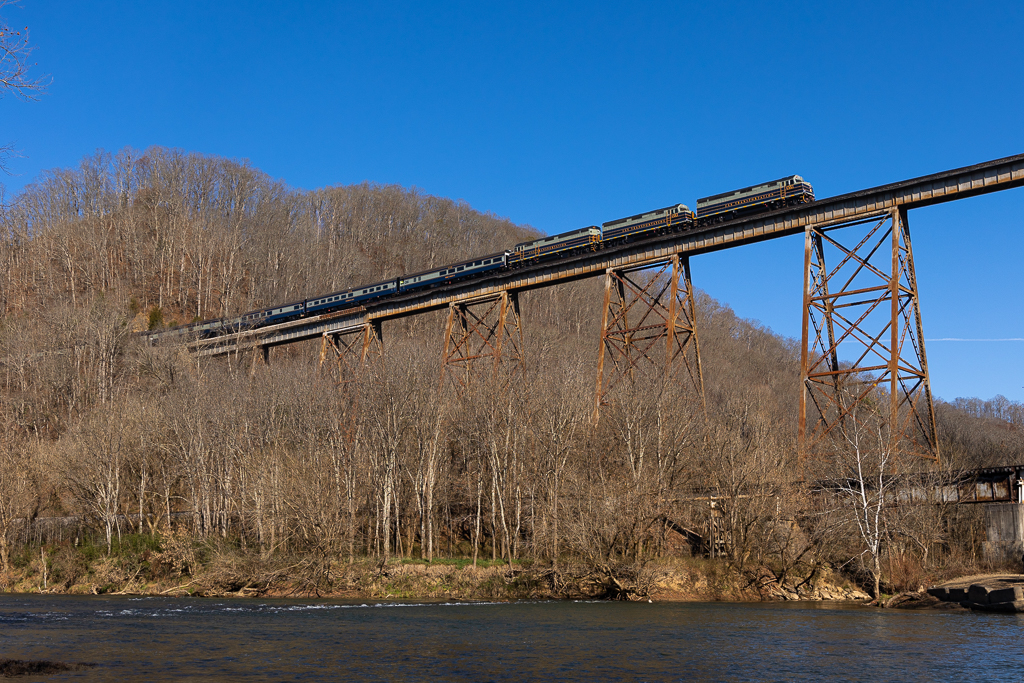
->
[178,153,1024,468]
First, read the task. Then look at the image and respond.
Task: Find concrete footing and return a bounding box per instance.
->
[928,582,1024,613]
[983,504,1024,565]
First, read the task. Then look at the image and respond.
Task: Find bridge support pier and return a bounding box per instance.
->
[319,321,383,447]
[799,208,939,465]
[319,320,383,388]
[593,254,705,421]
[246,344,272,376]
[441,291,524,392]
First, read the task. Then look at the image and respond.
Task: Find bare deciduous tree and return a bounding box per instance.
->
[0,0,46,99]
[819,408,903,601]
[3,141,1021,596]
[0,435,40,572]
[1,0,48,173]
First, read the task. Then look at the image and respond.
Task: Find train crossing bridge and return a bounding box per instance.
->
[164,153,1024,466]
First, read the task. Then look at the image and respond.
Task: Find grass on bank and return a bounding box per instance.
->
[3,528,1005,600]
[1,530,733,599]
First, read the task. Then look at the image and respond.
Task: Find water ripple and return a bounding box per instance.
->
[0,595,1020,682]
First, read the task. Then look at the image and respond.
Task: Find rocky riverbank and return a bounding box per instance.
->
[0,659,95,677]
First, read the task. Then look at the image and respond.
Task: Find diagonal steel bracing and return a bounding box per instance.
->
[441,291,524,392]
[593,254,706,421]
[799,208,939,465]
[319,320,383,390]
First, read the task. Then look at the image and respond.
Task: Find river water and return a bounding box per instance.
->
[0,595,1021,681]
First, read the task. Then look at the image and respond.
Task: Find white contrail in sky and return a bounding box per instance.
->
[926,338,1024,342]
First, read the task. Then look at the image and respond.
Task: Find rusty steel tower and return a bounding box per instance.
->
[593,254,706,421]
[799,208,939,464]
[440,291,525,392]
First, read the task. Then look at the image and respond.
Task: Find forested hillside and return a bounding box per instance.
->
[1,147,1022,599]
[1,147,534,322]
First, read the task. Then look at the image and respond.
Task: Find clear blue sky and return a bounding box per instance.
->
[3,0,1023,402]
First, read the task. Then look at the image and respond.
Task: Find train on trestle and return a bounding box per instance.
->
[148,175,813,343]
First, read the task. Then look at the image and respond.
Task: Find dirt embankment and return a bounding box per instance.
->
[1,554,871,604]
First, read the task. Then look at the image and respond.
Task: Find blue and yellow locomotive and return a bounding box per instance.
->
[696,175,813,224]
